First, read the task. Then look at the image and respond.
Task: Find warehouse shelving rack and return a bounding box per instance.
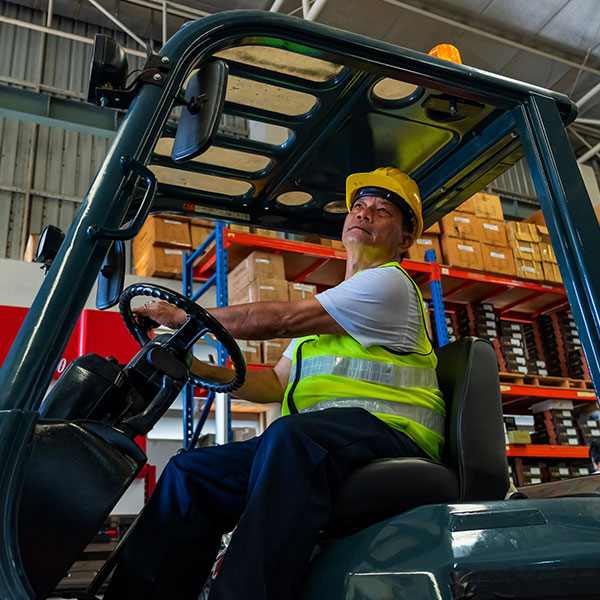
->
[181,222,232,448]
[184,226,598,466]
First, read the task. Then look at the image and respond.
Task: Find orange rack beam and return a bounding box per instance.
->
[506,444,590,458]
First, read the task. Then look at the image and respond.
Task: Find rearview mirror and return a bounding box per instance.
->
[171,60,229,163]
[96,241,125,310]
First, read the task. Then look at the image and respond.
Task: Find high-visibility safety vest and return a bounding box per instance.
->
[282,262,445,461]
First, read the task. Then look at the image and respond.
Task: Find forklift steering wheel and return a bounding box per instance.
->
[119,283,246,393]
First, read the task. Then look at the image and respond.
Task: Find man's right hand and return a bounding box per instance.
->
[132,301,187,330]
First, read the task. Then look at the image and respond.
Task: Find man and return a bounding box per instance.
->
[590,440,600,474]
[104,167,445,600]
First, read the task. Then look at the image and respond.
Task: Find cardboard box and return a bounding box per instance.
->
[228,224,252,233]
[507,430,531,444]
[514,258,543,280]
[525,209,546,227]
[134,215,191,250]
[190,225,213,250]
[456,196,477,214]
[228,251,286,297]
[237,340,261,365]
[481,244,516,277]
[23,234,40,262]
[230,278,289,304]
[470,192,504,221]
[323,239,345,249]
[506,221,541,243]
[536,225,551,243]
[262,338,289,365]
[441,212,482,241]
[440,237,484,271]
[288,281,317,301]
[539,242,556,263]
[252,227,277,238]
[542,261,562,284]
[509,240,542,262]
[480,219,508,247]
[189,218,214,228]
[134,246,184,278]
[424,222,441,235]
[406,236,442,262]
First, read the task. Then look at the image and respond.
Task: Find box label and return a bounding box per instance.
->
[457,244,474,252]
[519,246,534,254]
[164,249,183,255]
[490,252,506,259]
[454,216,470,223]
[484,223,499,231]
[417,239,433,245]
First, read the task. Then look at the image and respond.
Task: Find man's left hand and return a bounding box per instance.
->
[132,301,187,329]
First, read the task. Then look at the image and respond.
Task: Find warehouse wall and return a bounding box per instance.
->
[0,0,143,260]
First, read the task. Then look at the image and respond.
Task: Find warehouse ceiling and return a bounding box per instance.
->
[14,0,600,162]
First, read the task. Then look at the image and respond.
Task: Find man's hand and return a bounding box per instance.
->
[132,301,187,330]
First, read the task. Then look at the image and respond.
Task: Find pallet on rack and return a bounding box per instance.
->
[499,372,594,390]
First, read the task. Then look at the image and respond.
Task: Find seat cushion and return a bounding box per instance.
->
[329,457,460,534]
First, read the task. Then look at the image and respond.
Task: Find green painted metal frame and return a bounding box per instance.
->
[0,10,597,599]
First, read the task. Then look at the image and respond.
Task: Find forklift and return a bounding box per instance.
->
[1,10,600,600]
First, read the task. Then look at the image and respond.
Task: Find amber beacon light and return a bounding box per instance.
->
[428,44,462,64]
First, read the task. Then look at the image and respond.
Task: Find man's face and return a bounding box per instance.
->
[342,194,414,256]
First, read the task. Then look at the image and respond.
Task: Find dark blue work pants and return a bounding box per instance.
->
[104,407,427,600]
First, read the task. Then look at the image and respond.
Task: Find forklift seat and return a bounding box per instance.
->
[329,337,509,532]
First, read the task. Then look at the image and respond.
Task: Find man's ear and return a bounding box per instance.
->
[398,231,414,254]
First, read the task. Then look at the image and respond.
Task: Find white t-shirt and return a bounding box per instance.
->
[283,265,427,359]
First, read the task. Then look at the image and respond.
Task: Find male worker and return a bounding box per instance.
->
[104,167,445,600]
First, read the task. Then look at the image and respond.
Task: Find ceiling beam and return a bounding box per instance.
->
[0,15,146,57]
[0,84,120,138]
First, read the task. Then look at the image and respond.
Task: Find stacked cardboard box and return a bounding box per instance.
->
[228,224,252,234]
[537,224,561,284]
[133,215,191,277]
[548,463,573,481]
[468,193,515,276]
[237,340,262,365]
[576,406,600,446]
[429,311,459,346]
[288,282,317,301]
[455,302,498,340]
[521,463,545,485]
[531,399,580,446]
[570,465,592,478]
[228,251,288,305]
[498,320,548,376]
[497,320,528,375]
[262,338,289,365]
[440,206,484,271]
[535,312,582,378]
[506,221,543,280]
[407,235,442,262]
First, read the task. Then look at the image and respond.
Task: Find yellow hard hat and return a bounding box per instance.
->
[346,167,423,238]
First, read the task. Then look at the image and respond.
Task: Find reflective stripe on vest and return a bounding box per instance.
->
[299,397,445,435]
[292,355,440,390]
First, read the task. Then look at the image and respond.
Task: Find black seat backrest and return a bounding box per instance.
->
[437,337,509,501]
